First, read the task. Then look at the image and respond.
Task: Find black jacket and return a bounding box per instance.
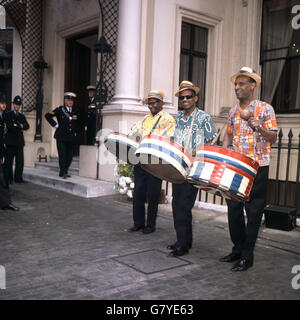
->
[0,112,6,158]
[45,106,79,142]
[4,110,30,147]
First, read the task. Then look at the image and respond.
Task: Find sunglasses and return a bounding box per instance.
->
[147,101,160,106]
[178,95,194,101]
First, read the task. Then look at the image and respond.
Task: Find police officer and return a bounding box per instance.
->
[85,85,97,145]
[5,95,30,183]
[0,92,9,188]
[0,92,19,211]
[45,92,79,179]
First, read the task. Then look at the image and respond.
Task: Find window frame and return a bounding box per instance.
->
[260,0,300,114]
[179,22,208,110]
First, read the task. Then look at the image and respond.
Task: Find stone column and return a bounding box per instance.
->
[111,0,142,106]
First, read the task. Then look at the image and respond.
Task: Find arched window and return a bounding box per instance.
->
[0,5,5,29]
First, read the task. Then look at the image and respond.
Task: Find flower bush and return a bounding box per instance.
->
[114,160,134,199]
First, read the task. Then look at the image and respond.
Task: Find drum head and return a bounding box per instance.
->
[104,133,139,165]
[187,177,242,202]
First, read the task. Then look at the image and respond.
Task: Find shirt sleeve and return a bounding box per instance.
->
[264,105,278,131]
[203,114,217,143]
[227,107,234,134]
[163,114,176,137]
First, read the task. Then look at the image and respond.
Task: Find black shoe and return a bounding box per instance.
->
[231,259,253,272]
[142,226,155,234]
[219,253,241,263]
[167,242,192,250]
[59,173,63,177]
[2,204,20,211]
[128,226,144,232]
[167,243,176,250]
[63,174,68,179]
[168,247,189,257]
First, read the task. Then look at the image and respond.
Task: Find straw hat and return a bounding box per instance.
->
[175,80,200,97]
[143,90,165,104]
[230,66,261,86]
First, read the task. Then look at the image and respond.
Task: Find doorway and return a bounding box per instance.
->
[0,28,13,109]
[65,30,98,154]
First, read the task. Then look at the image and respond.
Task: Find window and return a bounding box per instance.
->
[261,0,300,113]
[179,22,208,110]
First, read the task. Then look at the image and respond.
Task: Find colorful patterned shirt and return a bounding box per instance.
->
[128,109,175,140]
[174,108,217,153]
[227,100,278,166]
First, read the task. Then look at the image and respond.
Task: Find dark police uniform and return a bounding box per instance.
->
[0,111,11,207]
[45,99,79,178]
[86,97,97,145]
[0,109,9,188]
[85,85,97,145]
[5,98,30,183]
[0,93,19,211]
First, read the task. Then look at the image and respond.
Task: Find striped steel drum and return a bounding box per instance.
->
[187,145,259,201]
[104,132,139,164]
[135,135,193,184]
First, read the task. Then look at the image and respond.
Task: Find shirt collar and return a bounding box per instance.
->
[148,109,164,118]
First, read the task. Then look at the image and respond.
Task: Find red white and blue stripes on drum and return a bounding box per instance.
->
[136,135,193,178]
[188,145,259,201]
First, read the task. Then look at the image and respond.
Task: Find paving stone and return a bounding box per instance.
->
[0,182,300,300]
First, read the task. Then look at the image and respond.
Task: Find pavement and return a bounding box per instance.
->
[0,181,300,300]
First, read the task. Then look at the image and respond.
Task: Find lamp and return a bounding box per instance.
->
[33,56,48,141]
[94,35,112,132]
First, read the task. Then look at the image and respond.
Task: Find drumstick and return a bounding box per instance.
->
[210,123,227,145]
[158,124,172,137]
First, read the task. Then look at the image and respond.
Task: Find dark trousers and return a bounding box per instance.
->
[0,163,10,208]
[226,166,269,261]
[172,182,198,249]
[133,165,162,228]
[5,145,24,182]
[56,140,74,175]
[86,125,96,145]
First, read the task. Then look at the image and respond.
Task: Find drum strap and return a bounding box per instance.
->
[185,109,197,151]
[149,115,162,135]
[253,104,257,158]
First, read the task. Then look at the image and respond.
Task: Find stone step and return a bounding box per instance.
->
[35,161,79,175]
[35,156,79,175]
[23,167,117,198]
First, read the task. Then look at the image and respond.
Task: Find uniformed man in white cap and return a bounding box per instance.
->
[45,92,79,178]
[85,85,97,145]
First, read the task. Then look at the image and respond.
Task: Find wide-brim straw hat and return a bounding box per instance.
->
[143,90,165,104]
[230,66,261,86]
[175,80,200,97]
